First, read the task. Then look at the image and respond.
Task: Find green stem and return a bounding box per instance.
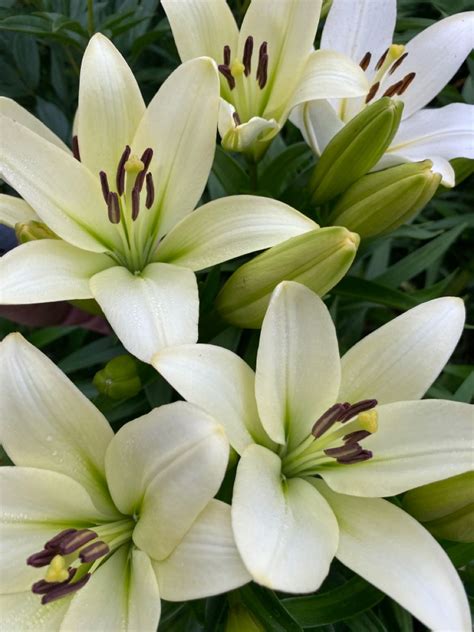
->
[248,161,259,192]
[87,0,95,36]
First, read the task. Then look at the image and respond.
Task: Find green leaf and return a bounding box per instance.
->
[27,326,76,348]
[443,542,474,568]
[58,336,124,373]
[238,584,303,632]
[259,143,314,196]
[332,277,419,310]
[211,145,249,196]
[453,371,474,403]
[13,33,40,89]
[345,610,388,632]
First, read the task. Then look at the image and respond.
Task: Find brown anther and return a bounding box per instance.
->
[397,72,416,95]
[131,186,140,221]
[116,145,131,195]
[107,191,121,224]
[343,429,371,444]
[223,44,231,66]
[72,135,81,161]
[324,443,364,459]
[382,80,403,97]
[218,64,236,90]
[388,51,409,75]
[243,35,254,76]
[26,549,57,568]
[338,399,378,423]
[337,449,372,464]
[359,51,371,71]
[41,573,91,605]
[145,172,155,209]
[99,171,110,203]
[365,81,380,103]
[256,41,268,89]
[58,529,97,555]
[79,541,110,563]
[45,529,77,551]
[233,111,241,126]
[134,148,153,192]
[32,569,76,595]
[375,48,389,71]
[312,403,346,438]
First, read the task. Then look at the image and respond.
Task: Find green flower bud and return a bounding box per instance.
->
[216,227,359,329]
[226,604,264,632]
[93,355,141,400]
[15,220,58,244]
[310,97,404,204]
[403,472,474,543]
[329,160,442,238]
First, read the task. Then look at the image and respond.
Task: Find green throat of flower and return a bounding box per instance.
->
[26,518,134,605]
[281,399,379,478]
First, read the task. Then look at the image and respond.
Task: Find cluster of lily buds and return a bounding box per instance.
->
[93,354,142,400]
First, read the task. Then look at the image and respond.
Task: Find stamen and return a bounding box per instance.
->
[131,186,140,221]
[116,145,131,195]
[42,573,91,605]
[343,429,371,444]
[382,80,404,97]
[99,171,110,203]
[233,111,241,126]
[223,44,231,66]
[324,443,364,459]
[397,72,416,95]
[365,81,380,103]
[145,173,155,209]
[388,51,409,75]
[339,399,378,423]
[32,569,76,595]
[27,549,57,568]
[72,135,81,161]
[79,541,110,563]
[218,64,236,90]
[375,48,389,71]
[45,529,77,550]
[312,403,347,438]
[58,529,97,555]
[107,192,121,224]
[256,42,268,89]
[337,449,372,464]
[243,36,254,76]
[359,51,371,71]
[135,148,154,192]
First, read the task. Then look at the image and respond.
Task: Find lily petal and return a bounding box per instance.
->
[339,297,465,404]
[0,467,109,594]
[77,33,145,179]
[0,114,120,253]
[153,344,272,454]
[132,57,219,240]
[255,282,341,449]
[290,100,344,156]
[127,550,162,632]
[162,0,238,63]
[105,401,228,560]
[0,96,70,152]
[315,481,472,631]
[0,240,114,304]
[0,334,116,517]
[321,399,474,497]
[0,194,39,227]
[232,444,338,593]
[0,591,70,631]
[219,105,280,154]
[155,499,250,601]
[380,12,474,119]
[90,262,199,364]
[155,195,317,271]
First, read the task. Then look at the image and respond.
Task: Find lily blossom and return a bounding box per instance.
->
[0,333,249,630]
[292,1,474,186]
[154,282,472,630]
[162,0,369,159]
[0,34,317,363]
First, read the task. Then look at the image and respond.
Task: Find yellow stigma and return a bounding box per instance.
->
[44,555,69,583]
[230,59,245,78]
[389,44,405,60]
[357,409,378,434]
[124,155,144,173]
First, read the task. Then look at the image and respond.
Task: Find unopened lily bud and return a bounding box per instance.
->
[329,160,442,238]
[403,472,474,543]
[310,97,403,204]
[93,355,141,400]
[226,604,264,632]
[216,227,359,328]
[15,220,58,244]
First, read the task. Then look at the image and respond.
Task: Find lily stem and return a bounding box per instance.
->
[87,0,95,36]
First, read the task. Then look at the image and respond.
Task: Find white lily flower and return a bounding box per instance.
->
[291,1,474,186]
[154,282,473,630]
[0,333,250,631]
[0,34,317,363]
[162,0,369,159]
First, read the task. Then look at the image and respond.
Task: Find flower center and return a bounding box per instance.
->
[359,44,416,105]
[26,519,134,605]
[281,399,378,478]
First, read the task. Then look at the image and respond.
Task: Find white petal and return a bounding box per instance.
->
[218,103,280,154]
[290,100,343,156]
[255,282,341,449]
[321,399,474,497]
[339,297,466,404]
[77,34,145,179]
[315,481,472,631]
[381,12,474,118]
[127,549,161,632]
[232,444,338,593]
[287,50,369,115]
[90,262,199,364]
[0,96,70,152]
[59,546,130,632]
[238,0,322,118]
[132,58,219,239]
[0,194,39,228]
[0,240,114,304]
[0,334,116,517]
[155,499,250,601]
[155,195,317,271]
[0,591,70,632]
[0,114,120,253]
[105,401,228,560]
[321,0,396,80]
[153,344,272,455]
[0,467,109,594]
[162,0,238,63]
